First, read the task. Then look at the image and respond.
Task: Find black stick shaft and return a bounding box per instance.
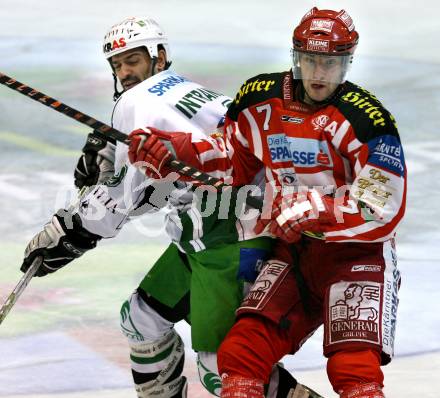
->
[0,72,263,210]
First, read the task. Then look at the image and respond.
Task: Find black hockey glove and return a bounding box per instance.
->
[74,131,116,189]
[21,210,101,277]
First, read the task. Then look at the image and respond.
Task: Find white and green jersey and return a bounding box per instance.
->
[76,69,247,252]
[112,69,232,172]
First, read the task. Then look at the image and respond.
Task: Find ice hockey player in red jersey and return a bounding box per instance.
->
[126,7,406,398]
[19,15,329,398]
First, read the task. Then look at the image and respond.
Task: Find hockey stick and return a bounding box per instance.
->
[0,72,263,210]
[0,257,43,325]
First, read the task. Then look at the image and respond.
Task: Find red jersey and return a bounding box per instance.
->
[170,71,406,243]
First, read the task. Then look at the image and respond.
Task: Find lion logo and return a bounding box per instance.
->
[332,283,379,321]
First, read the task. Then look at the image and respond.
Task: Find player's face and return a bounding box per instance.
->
[299,53,344,102]
[110,48,153,91]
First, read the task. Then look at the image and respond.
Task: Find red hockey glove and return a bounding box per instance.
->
[255,190,336,243]
[128,127,174,179]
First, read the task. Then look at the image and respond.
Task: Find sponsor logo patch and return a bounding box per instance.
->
[310,19,335,33]
[341,90,393,127]
[87,136,103,146]
[148,74,189,96]
[337,10,355,32]
[382,266,400,355]
[353,167,394,211]
[306,38,330,53]
[281,115,304,124]
[239,261,289,311]
[174,88,224,118]
[267,134,333,167]
[368,135,405,177]
[311,114,330,131]
[328,282,381,346]
[234,79,276,105]
[103,38,127,54]
[351,265,382,272]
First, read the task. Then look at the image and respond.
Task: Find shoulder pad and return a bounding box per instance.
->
[335,81,399,142]
[227,72,285,120]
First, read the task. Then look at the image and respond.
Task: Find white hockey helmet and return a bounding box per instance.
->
[103,16,171,61]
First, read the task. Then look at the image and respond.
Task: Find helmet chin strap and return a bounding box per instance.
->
[112,73,123,101]
[150,57,158,76]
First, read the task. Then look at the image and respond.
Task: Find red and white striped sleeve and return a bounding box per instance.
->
[169,113,264,186]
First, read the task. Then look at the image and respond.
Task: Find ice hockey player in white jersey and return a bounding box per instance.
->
[20,16,325,398]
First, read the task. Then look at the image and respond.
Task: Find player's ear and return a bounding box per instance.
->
[155,49,167,72]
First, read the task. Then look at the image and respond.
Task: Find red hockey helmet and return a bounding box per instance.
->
[293,8,359,55]
[291,8,359,86]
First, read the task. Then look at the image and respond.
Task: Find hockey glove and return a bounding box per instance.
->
[255,190,336,243]
[128,127,175,179]
[74,131,116,189]
[21,211,100,277]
